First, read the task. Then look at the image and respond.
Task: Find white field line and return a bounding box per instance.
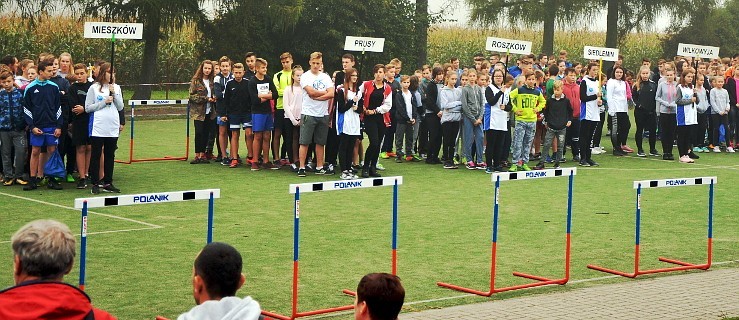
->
[0,191,162,228]
[305,259,739,319]
[0,226,162,244]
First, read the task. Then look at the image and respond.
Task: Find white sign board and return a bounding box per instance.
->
[677,43,720,59]
[485,37,532,55]
[583,46,620,62]
[344,36,385,53]
[84,22,144,40]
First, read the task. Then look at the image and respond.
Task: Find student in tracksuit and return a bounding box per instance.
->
[578,63,603,167]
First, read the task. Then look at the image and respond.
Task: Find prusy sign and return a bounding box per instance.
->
[344,36,385,53]
[677,43,720,59]
[485,37,532,55]
[583,46,620,62]
[84,22,144,39]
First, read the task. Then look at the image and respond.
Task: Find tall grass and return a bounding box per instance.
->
[428,26,664,71]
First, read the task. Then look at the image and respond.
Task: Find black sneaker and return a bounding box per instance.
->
[587,159,599,167]
[573,155,580,162]
[663,153,671,160]
[396,157,403,163]
[688,152,700,159]
[297,168,307,177]
[324,165,335,175]
[553,161,561,169]
[102,183,121,193]
[315,167,327,175]
[578,160,591,167]
[612,150,626,156]
[221,157,231,166]
[534,162,545,170]
[22,178,38,191]
[91,184,101,194]
[47,178,63,190]
[76,178,88,189]
[650,150,661,156]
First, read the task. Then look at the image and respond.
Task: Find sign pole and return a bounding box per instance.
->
[598,58,603,93]
[359,48,366,80]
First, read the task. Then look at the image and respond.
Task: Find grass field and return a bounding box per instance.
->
[1,116,738,320]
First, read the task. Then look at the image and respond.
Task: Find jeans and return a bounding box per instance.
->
[395,121,415,156]
[543,127,566,162]
[0,130,27,178]
[512,121,536,163]
[462,118,484,163]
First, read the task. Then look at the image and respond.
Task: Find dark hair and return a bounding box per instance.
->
[37,59,54,73]
[195,242,243,299]
[94,62,115,84]
[564,67,576,75]
[431,66,444,80]
[0,71,13,80]
[245,52,256,59]
[343,67,358,93]
[587,62,599,73]
[0,55,17,67]
[356,273,405,320]
[409,75,420,91]
[548,64,559,76]
[373,64,385,75]
[537,53,547,61]
[342,53,355,62]
[610,66,626,80]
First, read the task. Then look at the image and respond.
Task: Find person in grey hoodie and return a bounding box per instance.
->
[176,242,262,320]
[460,70,485,169]
[655,68,679,160]
[439,71,463,169]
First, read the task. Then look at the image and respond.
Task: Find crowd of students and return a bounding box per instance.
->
[2,50,739,189]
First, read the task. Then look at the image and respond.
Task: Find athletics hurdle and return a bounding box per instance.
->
[74,189,220,290]
[261,177,402,320]
[587,177,716,278]
[116,99,190,164]
[437,168,576,296]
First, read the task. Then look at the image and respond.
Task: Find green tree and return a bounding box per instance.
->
[660,0,739,59]
[466,0,595,56]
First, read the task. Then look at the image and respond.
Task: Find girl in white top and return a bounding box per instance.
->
[675,69,699,163]
[606,66,632,155]
[283,66,304,166]
[335,68,362,179]
[483,68,511,172]
[84,62,123,194]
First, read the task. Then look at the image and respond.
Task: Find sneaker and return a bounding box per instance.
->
[612,150,626,156]
[412,154,423,162]
[325,164,336,175]
[340,171,353,180]
[3,178,13,186]
[375,163,386,171]
[221,157,231,166]
[692,147,702,153]
[244,156,252,165]
[466,161,476,170]
[713,146,721,153]
[534,162,545,170]
[573,155,581,162]
[727,147,735,153]
[47,178,63,190]
[650,150,661,156]
[396,157,403,163]
[679,155,693,163]
[264,162,280,170]
[200,158,210,164]
[560,157,567,163]
[190,157,202,164]
[214,155,223,162]
[315,167,327,175]
[66,174,75,183]
[291,163,299,172]
[509,164,519,172]
[621,145,634,153]
[102,183,121,193]
[76,178,88,189]
[493,166,504,172]
[229,159,239,168]
[387,151,397,158]
[579,160,591,167]
[380,152,389,159]
[701,147,710,153]
[485,167,494,174]
[476,162,487,170]
[443,162,456,169]
[38,177,48,187]
[405,156,413,162]
[91,184,100,194]
[587,159,599,167]
[688,152,700,159]
[637,151,646,157]
[297,168,307,177]
[553,161,561,169]
[521,163,532,171]
[15,178,28,185]
[545,155,553,163]
[250,162,261,171]
[591,147,603,155]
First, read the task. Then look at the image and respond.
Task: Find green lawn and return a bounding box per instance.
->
[1,118,737,319]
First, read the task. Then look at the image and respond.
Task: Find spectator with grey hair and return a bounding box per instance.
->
[0,219,116,319]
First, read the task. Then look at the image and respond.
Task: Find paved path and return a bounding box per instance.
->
[400,268,739,320]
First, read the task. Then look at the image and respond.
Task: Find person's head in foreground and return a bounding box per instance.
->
[0,219,116,319]
[178,242,261,320]
[354,273,405,320]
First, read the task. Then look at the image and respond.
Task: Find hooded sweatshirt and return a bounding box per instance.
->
[562,81,581,119]
[439,86,462,124]
[177,296,261,320]
[709,87,730,115]
[543,93,572,130]
[655,80,679,114]
[0,281,116,320]
[23,79,63,130]
[460,84,483,121]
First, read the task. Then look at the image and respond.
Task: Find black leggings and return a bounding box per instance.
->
[90,136,118,185]
[338,134,358,172]
[676,125,695,156]
[711,114,730,146]
[485,129,507,167]
[194,116,216,153]
[694,113,708,147]
[634,109,657,152]
[363,115,385,170]
[610,112,630,150]
[425,113,442,161]
[579,119,598,161]
[594,112,605,147]
[565,118,580,157]
[660,113,677,155]
[442,121,459,161]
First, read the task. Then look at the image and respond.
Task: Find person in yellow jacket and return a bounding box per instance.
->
[508,70,546,171]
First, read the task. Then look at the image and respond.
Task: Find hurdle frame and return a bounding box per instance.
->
[116,99,190,164]
[261,177,402,320]
[437,168,576,296]
[74,189,220,290]
[587,177,716,278]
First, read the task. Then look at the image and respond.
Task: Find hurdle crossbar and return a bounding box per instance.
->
[587,177,716,278]
[261,177,402,320]
[74,189,220,290]
[116,99,190,164]
[437,168,576,296]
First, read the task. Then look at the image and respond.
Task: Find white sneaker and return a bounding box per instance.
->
[591,147,602,155]
[713,146,721,153]
[375,163,386,171]
[728,147,736,153]
[340,171,353,180]
[679,155,692,163]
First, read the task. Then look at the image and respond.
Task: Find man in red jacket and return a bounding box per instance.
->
[0,219,116,319]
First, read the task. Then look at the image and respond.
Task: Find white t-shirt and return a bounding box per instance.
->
[203,79,212,114]
[300,71,334,117]
[402,90,413,119]
[85,83,124,138]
